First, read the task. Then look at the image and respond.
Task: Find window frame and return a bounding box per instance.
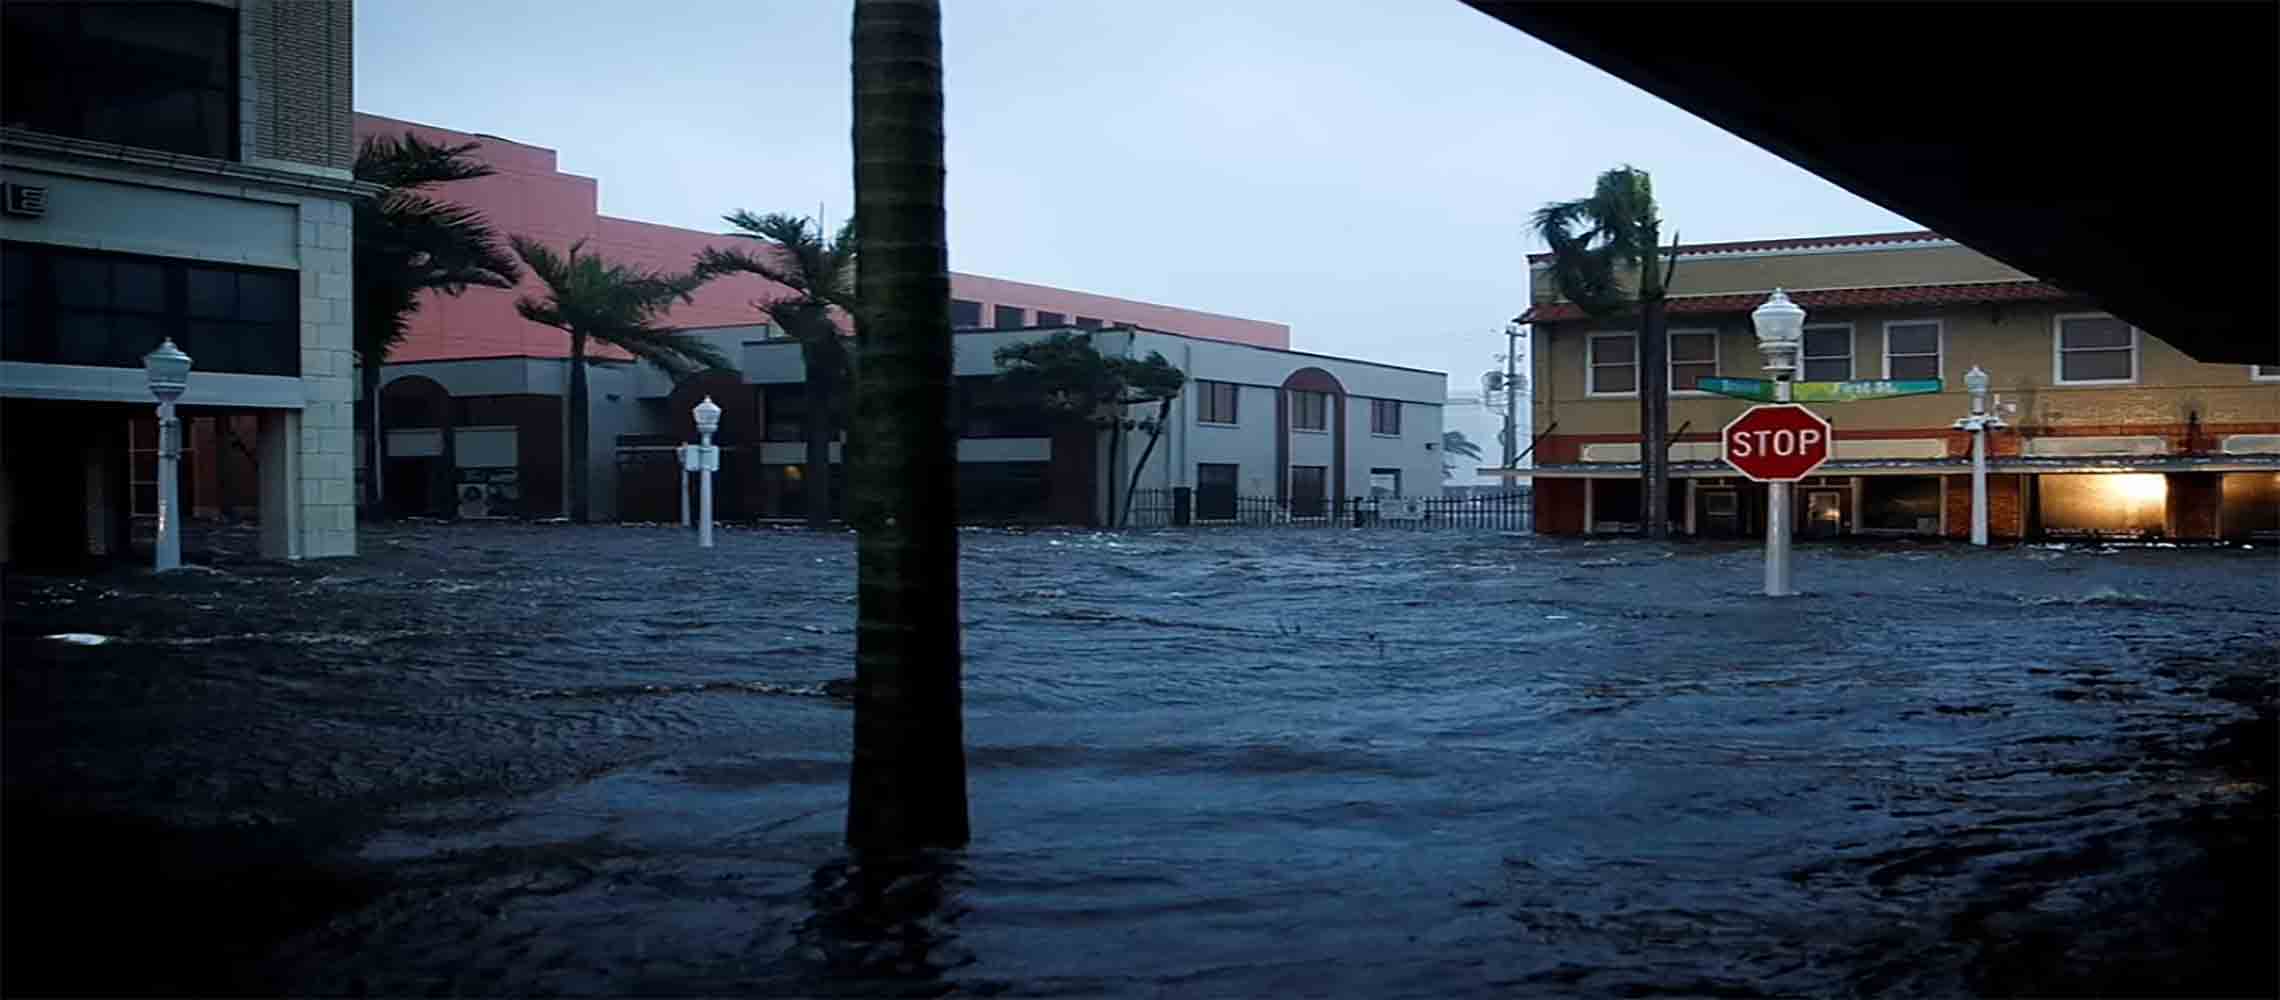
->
[992,305,1024,329]
[1196,380,1240,425]
[1034,310,1066,327]
[1800,322,1855,382]
[1880,319,1944,381]
[1369,398,1402,436]
[1666,328,1721,395]
[1585,332,1638,397]
[949,298,984,328]
[2252,365,2280,383]
[2050,312,2140,386]
[1290,389,1329,432]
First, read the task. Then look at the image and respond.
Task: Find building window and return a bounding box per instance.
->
[2,2,237,160]
[1669,330,1718,392]
[0,243,296,375]
[2252,365,2280,382]
[994,305,1024,328]
[956,375,1051,438]
[1197,380,1239,424]
[1587,333,1635,395]
[761,384,808,442]
[1074,316,1102,330]
[1290,465,1328,517]
[1197,463,1238,520]
[1801,324,1853,382]
[1370,398,1401,435]
[1882,320,1942,380]
[2053,314,2137,384]
[1035,310,1066,327]
[1860,476,1942,534]
[1369,468,1401,498]
[1290,389,1329,431]
[950,299,983,328]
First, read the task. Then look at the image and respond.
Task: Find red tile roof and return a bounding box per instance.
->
[1519,280,2072,323]
[1525,229,1945,264]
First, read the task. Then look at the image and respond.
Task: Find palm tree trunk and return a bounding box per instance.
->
[804,365,835,530]
[1638,296,1670,539]
[567,333,590,522]
[1118,399,1170,528]
[1103,415,1122,527]
[847,0,969,853]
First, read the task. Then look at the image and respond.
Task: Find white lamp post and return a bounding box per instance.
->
[143,339,193,572]
[1752,288,1806,597]
[691,395,722,548]
[1952,365,2007,546]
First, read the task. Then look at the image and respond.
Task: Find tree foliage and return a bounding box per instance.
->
[352,133,520,368]
[1529,165,1680,315]
[510,237,726,376]
[993,331,1185,427]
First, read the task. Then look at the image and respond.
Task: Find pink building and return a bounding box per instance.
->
[353,113,1290,360]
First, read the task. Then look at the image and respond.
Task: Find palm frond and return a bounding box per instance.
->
[354,132,496,189]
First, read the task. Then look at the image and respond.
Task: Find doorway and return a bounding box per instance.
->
[1804,489,1844,538]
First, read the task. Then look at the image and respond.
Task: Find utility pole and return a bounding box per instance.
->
[1502,321,1522,469]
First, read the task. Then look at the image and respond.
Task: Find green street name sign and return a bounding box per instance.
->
[1791,378,1943,402]
[1697,376,1775,401]
[1697,376,1943,403]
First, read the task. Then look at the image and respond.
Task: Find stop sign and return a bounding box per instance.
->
[1722,404,1833,482]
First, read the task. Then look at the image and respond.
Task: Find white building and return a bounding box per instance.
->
[1,0,364,566]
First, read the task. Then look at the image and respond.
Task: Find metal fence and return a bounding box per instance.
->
[1124,488,1531,531]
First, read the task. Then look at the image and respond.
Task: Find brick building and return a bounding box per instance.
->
[1523,231,2280,541]
[2,0,365,566]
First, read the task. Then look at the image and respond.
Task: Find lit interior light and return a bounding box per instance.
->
[2105,474,2168,505]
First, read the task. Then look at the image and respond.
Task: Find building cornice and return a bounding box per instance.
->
[1,129,380,200]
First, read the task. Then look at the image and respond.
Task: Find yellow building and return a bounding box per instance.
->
[1523,231,2280,541]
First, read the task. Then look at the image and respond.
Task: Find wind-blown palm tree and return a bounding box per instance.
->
[994,331,1184,526]
[694,212,856,530]
[353,132,520,510]
[847,0,969,852]
[509,237,726,522]
[1533,166,1681,538]
[1442,429,1483,479]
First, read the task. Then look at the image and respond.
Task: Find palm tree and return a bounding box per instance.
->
[694,212,856,530]
[353,132,520,511]
[847,0,969,852]
[994,331,1184,526]
[509,237,726,522]
[1441,429,1483,479]
[1533,166,1681,538]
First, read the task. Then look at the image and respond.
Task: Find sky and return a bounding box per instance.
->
[355,0,1918,391]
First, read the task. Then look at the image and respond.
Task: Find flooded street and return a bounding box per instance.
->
[5,523,2274,997]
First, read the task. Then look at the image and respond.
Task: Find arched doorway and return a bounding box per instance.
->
[378,376,453,517]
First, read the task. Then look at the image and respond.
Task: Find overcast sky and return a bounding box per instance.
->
[356,0,1918,389]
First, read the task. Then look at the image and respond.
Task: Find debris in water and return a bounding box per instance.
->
[45,633,110,645]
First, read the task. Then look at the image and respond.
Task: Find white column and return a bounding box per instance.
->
[256,410,304,560]
[1971,428,1989,546]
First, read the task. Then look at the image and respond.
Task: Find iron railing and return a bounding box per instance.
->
[1124,488,1532,531]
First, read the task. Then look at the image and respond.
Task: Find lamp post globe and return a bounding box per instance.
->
[1751,288,1806,376]
[144,338,192,402]
[693,395,722,436]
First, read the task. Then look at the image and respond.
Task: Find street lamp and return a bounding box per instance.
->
[690,395,722,548]
[1952,365,2007,546]
[143,338,193,572]
[1751,288,1805,596]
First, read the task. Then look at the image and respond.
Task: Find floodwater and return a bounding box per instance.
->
[4,523,2274,997]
